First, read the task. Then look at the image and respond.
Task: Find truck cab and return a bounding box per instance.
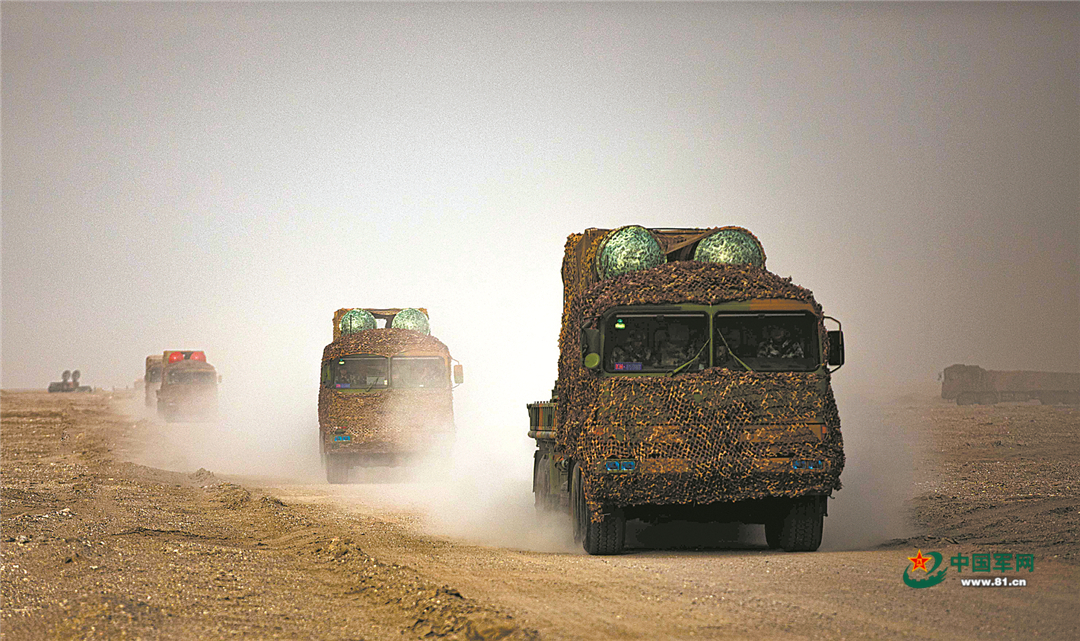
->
[157,350,219,422]
[531,226,846,555]
[319,308,462,483]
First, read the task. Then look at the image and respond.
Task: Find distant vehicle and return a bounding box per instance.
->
[941,364,1080,406]
[47,369,92,393]
[144,355,164,407]
[156,351,220,422]
[319,307,462,484]
[529,226,846,554]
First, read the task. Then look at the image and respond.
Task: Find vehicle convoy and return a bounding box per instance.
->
[144,355,164,407]
[47,369,92,393]
[319,307,463,484]
[529,226,847,555]
[156,350,220,422]
[941,364,1080,406]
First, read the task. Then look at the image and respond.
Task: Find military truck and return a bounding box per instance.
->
[156,350,220,422]
[529,226,846,555]
[47,369,92,393]
[941,364,1079,406]
[319,307,462,484]
[144,355,164,407]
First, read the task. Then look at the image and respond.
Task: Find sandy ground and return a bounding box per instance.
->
[2,389,1078,640]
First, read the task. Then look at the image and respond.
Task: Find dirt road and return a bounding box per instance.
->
[3,390,1078,639]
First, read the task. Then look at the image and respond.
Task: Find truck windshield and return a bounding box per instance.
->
[166,370,216,385]
[604,313,709,373]
[392,356,448,389]
[715,313,819,372]
[333,356,388,389]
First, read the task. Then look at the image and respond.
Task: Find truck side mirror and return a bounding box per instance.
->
[582,328,601,369]
[827,330,845,368]
[218,375,223,383]
[453,363,464,385]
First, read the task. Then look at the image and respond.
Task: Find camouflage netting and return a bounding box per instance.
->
[339,309,377,335]
[595,226,667,280]
[693,227,767,269]
[556,233,844,519]
[322,327,447,362]
[391,308,431,335]
[319,328,453,453]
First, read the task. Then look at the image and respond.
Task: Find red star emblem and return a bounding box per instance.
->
[908,550,931,573]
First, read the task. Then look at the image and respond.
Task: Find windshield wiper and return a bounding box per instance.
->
[359,378,385,392]
[716,330,753,372]
[668,339,711,377]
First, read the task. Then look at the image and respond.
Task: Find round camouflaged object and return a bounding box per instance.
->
[339,309,376,335]
[595,225,667,280]
[391,308,430,334]
[693,227,766,269]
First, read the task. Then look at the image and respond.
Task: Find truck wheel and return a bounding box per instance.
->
[776,497,824,552]
[956,392,978,406]
[571,463,624,555]
[978,392,997,405]
[326,455,350,484]
[764,518,782,549]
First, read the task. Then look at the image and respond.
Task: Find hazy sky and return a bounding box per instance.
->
[3,2,1078,415]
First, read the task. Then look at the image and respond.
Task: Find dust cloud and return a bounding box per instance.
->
[114,323,577,554]
[119,364,324,484]
[821,382,923,550]
[345,429,578,555]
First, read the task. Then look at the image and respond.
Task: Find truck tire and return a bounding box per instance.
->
[326,455,350,484]
[978,392,997,405]
[776,497,824,552]
[571,463,624,555]
[764,518,782,549]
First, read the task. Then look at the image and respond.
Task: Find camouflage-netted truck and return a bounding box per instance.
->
[942,364,1080,406]
[529,226,846,554]
[157,350,220,422]
[319,308,463,484]
[144,355,164,407]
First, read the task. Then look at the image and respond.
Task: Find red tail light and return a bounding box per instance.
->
[190,351,206,361]
[167,351,184,363]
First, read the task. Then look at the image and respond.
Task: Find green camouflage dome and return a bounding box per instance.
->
[693,227,766,269]
[339,309,376,335]
[596,225,667,280]
[391,308,430,334]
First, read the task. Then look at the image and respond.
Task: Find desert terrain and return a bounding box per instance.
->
[2,389,1078,640]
